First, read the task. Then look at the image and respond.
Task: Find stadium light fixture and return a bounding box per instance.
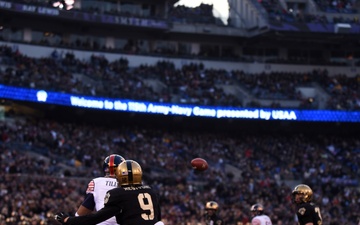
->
[52,0,75,10]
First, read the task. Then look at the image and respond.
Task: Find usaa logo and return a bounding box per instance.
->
[272,110,297,120]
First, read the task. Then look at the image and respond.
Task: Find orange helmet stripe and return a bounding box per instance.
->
[108,154,115,176]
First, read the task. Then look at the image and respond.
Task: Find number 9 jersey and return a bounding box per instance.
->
[65,160,161,225]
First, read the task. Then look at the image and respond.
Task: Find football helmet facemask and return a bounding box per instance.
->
[205,201,219,211]
[115,160,142,186]
[103,154,125,177]
[250,204,264,216]
[292,184,313,203]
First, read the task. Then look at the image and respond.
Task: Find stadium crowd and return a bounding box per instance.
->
[0,45,359,110]
[259,0,360,23]
[0,114,359,225]
[0,1,359,225]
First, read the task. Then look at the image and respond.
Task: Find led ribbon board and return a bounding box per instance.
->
[0,85,359,122]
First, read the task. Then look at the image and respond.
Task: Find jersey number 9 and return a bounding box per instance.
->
[138,193,154,220]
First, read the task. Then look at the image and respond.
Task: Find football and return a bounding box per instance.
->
[191,158,208,171]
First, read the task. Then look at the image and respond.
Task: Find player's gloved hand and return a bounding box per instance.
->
[54,212,68,224]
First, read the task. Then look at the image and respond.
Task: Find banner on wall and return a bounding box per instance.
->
[0,84,359,122]
[0,1,169,29]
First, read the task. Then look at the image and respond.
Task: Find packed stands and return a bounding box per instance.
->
[0,114,359,225]
[1,44,359,110]
[0,0,360,225]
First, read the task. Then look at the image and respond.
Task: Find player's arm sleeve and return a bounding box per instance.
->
[76,204,94,216]
[76,180,96,215]
[79,193,96,211]
[67,205,120,225]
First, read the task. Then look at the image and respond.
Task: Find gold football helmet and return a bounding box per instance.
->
[205,201,219,211]
[115,160,142,186]
[292,184,313,203]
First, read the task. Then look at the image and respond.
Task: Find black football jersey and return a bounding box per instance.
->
[66,184,161,225]
[295,202,322,225]
[206,214,224,225]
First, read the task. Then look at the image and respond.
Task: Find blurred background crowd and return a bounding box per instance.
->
[0,45,359,111]
[0,113,359,225]
[0,0,360,225]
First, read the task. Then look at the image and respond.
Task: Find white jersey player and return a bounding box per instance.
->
[76,154,125,225]
[250,204,273,225]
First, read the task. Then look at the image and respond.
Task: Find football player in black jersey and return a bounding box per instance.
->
[204,201,224,225]
[292,184,322,225]
[55,160,162,225]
